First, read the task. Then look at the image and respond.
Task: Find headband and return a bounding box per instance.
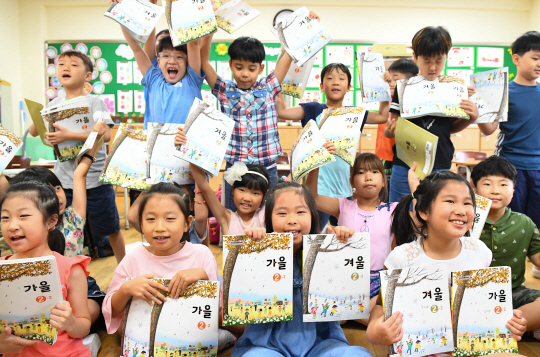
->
[224,162,268,186]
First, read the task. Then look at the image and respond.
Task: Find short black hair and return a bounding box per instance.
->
[156,29,170,39]
[412,26,452,58]
[512,31,540,57]
[228,37,265,64]
[231,164,270,196]
[157,35,187,55]
[58,50,94,73]
[10,166,63,188]
[388,59,419,77]
[471,156,517,187]
[321,63,352,86]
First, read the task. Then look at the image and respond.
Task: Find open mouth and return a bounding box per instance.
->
[153,236,170,243]
[167,68,178,79]
[62,74,71,79]
[240,203,252,210]
[10,236,25,244]
[285,230,301,238]
[450,220,466,228]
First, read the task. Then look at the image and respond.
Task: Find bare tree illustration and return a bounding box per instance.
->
[146,123,176,179]
[101,125,131,174]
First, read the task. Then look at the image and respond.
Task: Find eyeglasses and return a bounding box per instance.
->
[159,52,187,62]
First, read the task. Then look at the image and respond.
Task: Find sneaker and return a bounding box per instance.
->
[82,333,101,357]
[218,328,238,350]
[532,265,540,279]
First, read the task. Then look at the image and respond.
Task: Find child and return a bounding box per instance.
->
[126,182,209,246]
[0,182,91,356]
[306,153,397,324]
[477,31,540,279]
[385,26,479,203]
[28,49,125,263]
[365,170,527,346]
[198,12,320,212]
[276,63,391,230]
[375,59,419,188]
[188,162,269,236]
[232,181,372,357]
[471,156,540,331]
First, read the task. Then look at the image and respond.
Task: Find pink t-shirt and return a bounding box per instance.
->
[337,199,397,272]
[103,242,219,333]
[227,205,266,235]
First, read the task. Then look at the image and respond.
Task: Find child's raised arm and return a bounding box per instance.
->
[121,26,153,76]
[193,182,209,245]
[187,39,202,76]
[200,34,218,89]
[384,113,399,139]
[477,122,499,136]
[275,93,306,121]
[143,28,157,61]
[305,166,340,219]
[273,52,293,85]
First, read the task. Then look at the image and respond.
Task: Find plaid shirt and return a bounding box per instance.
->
[212,72,283,165]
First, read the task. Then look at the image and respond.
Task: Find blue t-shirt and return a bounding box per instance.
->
[142,57,159,127]
[300,102,367,198]
[496,81,540,170]
[141,65,205,129]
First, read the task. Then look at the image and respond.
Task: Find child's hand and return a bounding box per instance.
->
[49,301,78,333]
[506,310,527,341]
[460,99,479,121]
[308,11,321,21]
[323,140,336,155]
[383,71,396,93]
[92,121,107,137]
[408,162,420,191]
[244,227,266,241]
[174,127,187,146]
[120,273,168,305]
[467,85,476,97]
[384,116,397,138]
[46,123,71,145]
[331,226,355,243]
[0,327,38,354]
[168,268,207,299]
[368,311,404,345]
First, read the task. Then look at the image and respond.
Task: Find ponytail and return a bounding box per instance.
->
[391,194,421,246]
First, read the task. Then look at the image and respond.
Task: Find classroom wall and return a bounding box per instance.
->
[1,0,539,134]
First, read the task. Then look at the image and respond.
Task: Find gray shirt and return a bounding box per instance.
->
[50,94,114,189]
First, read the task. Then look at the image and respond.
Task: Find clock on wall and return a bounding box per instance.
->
[273,9,293,27]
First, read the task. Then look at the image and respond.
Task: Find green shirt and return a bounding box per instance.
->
[479,208,540,289]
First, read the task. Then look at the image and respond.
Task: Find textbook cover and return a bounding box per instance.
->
[0,127,23,172]
[469,195,492,240]
[396,75,470,119]
[146,123,194,185]
[281,56,315,100]
[99,123,151,191]
[451,267,518,356]
[173,98,234,177]
[379,264,453,357]
[214,0,260,34]
[0,256,62,345]
[104,0,164,44]
[357,51,391,103]
[272,6,331,67]
[470,68,509,123]
[165,0,217,46]
[120,279,219,357]
[290,120,335,182]
[302,233,370,322]
[318,107,366,166]
[222,233,293,326]
[395,118,439,180]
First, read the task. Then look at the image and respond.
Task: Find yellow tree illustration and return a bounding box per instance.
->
[452,268,510,346]
[0,260,52,282]
[223,234,291,319]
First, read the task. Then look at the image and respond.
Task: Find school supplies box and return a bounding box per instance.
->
[395,118,439,180]
[0,127,23,172]
[290,119,335,182]
[0,256,63,345]
[214,0,260,34]
[120,279,219,357]
[222,233,294,326]
[164,0,217,46]
[174,98,234,177]
[451,267,518,356]
[302,233,370,323]
[318,107,366,166]
[356,51,391,103]
[470,68,509,123]
[396,75,470,119]
[379,264,453,357]
[104,0,164,44]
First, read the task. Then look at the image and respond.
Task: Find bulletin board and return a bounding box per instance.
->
[44,41,515,123]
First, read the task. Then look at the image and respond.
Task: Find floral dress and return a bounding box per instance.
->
[60,205,86,257]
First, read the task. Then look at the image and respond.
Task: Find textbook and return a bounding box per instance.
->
[104,0,164,44]
[396,75,470,119]
[318,107,366,166]
[222,233,293,326]
[0,256,63,345]
[164,0,217,46]
[302,233,370,322]
[451,267,518,356]
[379,264,453,357]
[280,55,315,99]
[356,51,391,103]
[146,123,194,185]
[470,68,509,123]
[99,124,151,191]
[37,96,93,162]
[120,279,219,357]
[395,118,439,180]
[0,127,23,172]
[74,130,105,166]
[469,195,492,240]
[214,0,260,34]
[272,6,331,67]
[173,98,234,177]
[290,120,335,182]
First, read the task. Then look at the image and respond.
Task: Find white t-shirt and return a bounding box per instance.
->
[384,236,493,284]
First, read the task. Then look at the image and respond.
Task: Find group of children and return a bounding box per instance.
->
[1,1,540,355]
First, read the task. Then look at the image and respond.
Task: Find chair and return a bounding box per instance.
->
[6,155,31,169]
[455,151,488,182]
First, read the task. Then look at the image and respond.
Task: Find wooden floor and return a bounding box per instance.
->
[7,195,540,357]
